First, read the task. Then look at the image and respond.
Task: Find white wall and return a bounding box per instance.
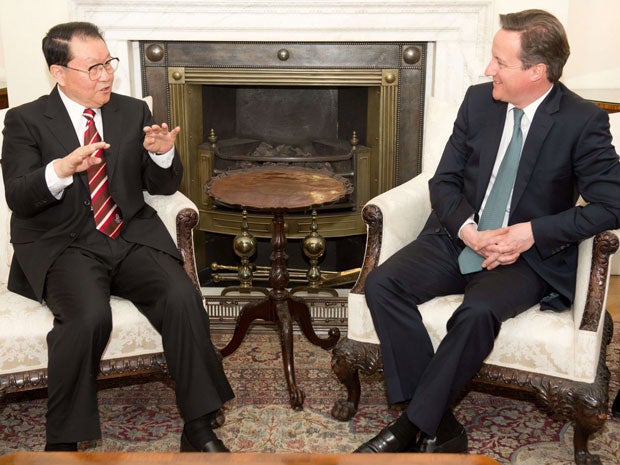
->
[0,19,5,88]
[494,0,620,89]
[0,0,619,107]
[0,0,70,105]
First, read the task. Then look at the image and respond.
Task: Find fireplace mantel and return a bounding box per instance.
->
[72,0,494,104]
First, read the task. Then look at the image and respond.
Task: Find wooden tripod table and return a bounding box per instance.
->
[207,167,351,410]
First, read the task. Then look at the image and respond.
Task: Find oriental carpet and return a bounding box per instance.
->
[1,326,619,464]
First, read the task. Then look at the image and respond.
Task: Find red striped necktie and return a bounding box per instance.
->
[83,108,123,238]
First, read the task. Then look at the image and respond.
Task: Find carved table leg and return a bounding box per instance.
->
[288,295,340,349]
[220,298,272,357]
[275,299,305,410]
[330,337,382,421]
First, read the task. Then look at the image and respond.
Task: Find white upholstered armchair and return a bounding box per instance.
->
[0,102,209,415]
[330,98,619,465]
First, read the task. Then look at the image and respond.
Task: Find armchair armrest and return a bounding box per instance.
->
[143,191,201,291]
[351,172,432,294]
[347,172,432,343]
[574,231,618,330]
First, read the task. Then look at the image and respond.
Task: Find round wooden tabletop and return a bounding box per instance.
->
[206,167,351,211]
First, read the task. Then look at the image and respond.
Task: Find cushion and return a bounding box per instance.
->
[0,286,163,375]
[348,292,598,383]
[422,97,460,173]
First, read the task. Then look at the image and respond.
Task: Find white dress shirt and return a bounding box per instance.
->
[45,88,174,199]
[458,86,553,238]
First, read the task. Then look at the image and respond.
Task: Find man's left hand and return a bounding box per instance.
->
[143,123,181,154]
[482,221,535,270]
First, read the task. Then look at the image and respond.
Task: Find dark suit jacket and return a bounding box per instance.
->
[424,82,620,305]
[1,86,184,302]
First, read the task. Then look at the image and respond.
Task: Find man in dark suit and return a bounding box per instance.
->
[355,9,620,454]
[1,22,234,452]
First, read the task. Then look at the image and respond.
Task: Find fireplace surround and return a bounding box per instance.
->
[72,0,494,282]
[140,41,427,243]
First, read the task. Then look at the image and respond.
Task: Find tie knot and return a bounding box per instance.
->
[513,108,524,126]
[83,108,95,120]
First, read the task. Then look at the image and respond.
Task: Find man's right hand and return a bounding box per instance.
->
[460,223,510,259]
[53,142,110,178]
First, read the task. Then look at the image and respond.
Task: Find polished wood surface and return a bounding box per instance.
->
[0,452,501,465]
[609,275,620,321]
[574,88,620,113]
[207,167,350,211]
[0,88,8,109]
[207,168,348,410]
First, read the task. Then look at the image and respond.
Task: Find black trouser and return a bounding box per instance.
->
[43,223,234,443]
[365,231,549,436]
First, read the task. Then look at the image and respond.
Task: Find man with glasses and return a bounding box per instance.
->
[1,22,234,452]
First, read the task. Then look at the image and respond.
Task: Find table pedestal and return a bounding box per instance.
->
[220,210,340,409]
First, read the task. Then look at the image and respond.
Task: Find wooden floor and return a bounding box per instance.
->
[609,275,620,321]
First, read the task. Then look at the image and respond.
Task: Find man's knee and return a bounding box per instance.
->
[447,304,501,339]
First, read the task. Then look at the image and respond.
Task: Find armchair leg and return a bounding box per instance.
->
[573,417,604,465]
[330,337,382,421]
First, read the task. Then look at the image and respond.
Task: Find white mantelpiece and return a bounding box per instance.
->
[72,0,494,104]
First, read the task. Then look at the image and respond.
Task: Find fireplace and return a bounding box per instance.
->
[141,40,426,235]
[71,0,491,311]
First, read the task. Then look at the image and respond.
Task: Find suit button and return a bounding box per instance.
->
[70,232,77,238]
[84,200,91,207]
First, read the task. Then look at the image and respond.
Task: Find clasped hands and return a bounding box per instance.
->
[53,123,181,178]
[460,222,534,270]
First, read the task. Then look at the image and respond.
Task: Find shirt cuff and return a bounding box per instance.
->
[45,161,73,199]
[458,215,477,240]
[149,147,174,168]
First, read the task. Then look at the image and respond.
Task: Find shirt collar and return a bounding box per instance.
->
[507,85,554,122]
[57,87,103,142]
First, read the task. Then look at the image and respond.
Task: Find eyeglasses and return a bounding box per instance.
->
[62,57,119,80]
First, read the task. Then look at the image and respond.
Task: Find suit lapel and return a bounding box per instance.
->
[44,87,81,157]
[100,97,123,181]
[43,88,91,190]
[509,84,561,219]
[476,101,507,209]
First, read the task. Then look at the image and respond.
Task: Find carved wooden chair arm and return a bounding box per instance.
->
[579,230,619,331]
[142,191,200,291]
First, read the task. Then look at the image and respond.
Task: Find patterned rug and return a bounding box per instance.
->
[1,326,619,464]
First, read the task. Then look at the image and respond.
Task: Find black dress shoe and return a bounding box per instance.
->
[354,426,418,453]
[180,431,230,452]
[417,426,468,453]
[44,442,78,452]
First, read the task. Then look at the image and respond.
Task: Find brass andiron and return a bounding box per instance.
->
[211,210,361,289]
[220,209,268,296]
[291,210,338,296]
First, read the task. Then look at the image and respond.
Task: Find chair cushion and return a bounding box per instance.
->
[348,291,599,383]
[418,296,577,379]
[0,286,163,376]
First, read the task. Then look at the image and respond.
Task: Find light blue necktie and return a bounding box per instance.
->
[458,108,525,274]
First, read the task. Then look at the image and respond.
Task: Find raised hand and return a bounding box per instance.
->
[53,141,109,178]
[143,123,181,154]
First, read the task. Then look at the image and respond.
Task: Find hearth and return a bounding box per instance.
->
[139,41,427,279]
